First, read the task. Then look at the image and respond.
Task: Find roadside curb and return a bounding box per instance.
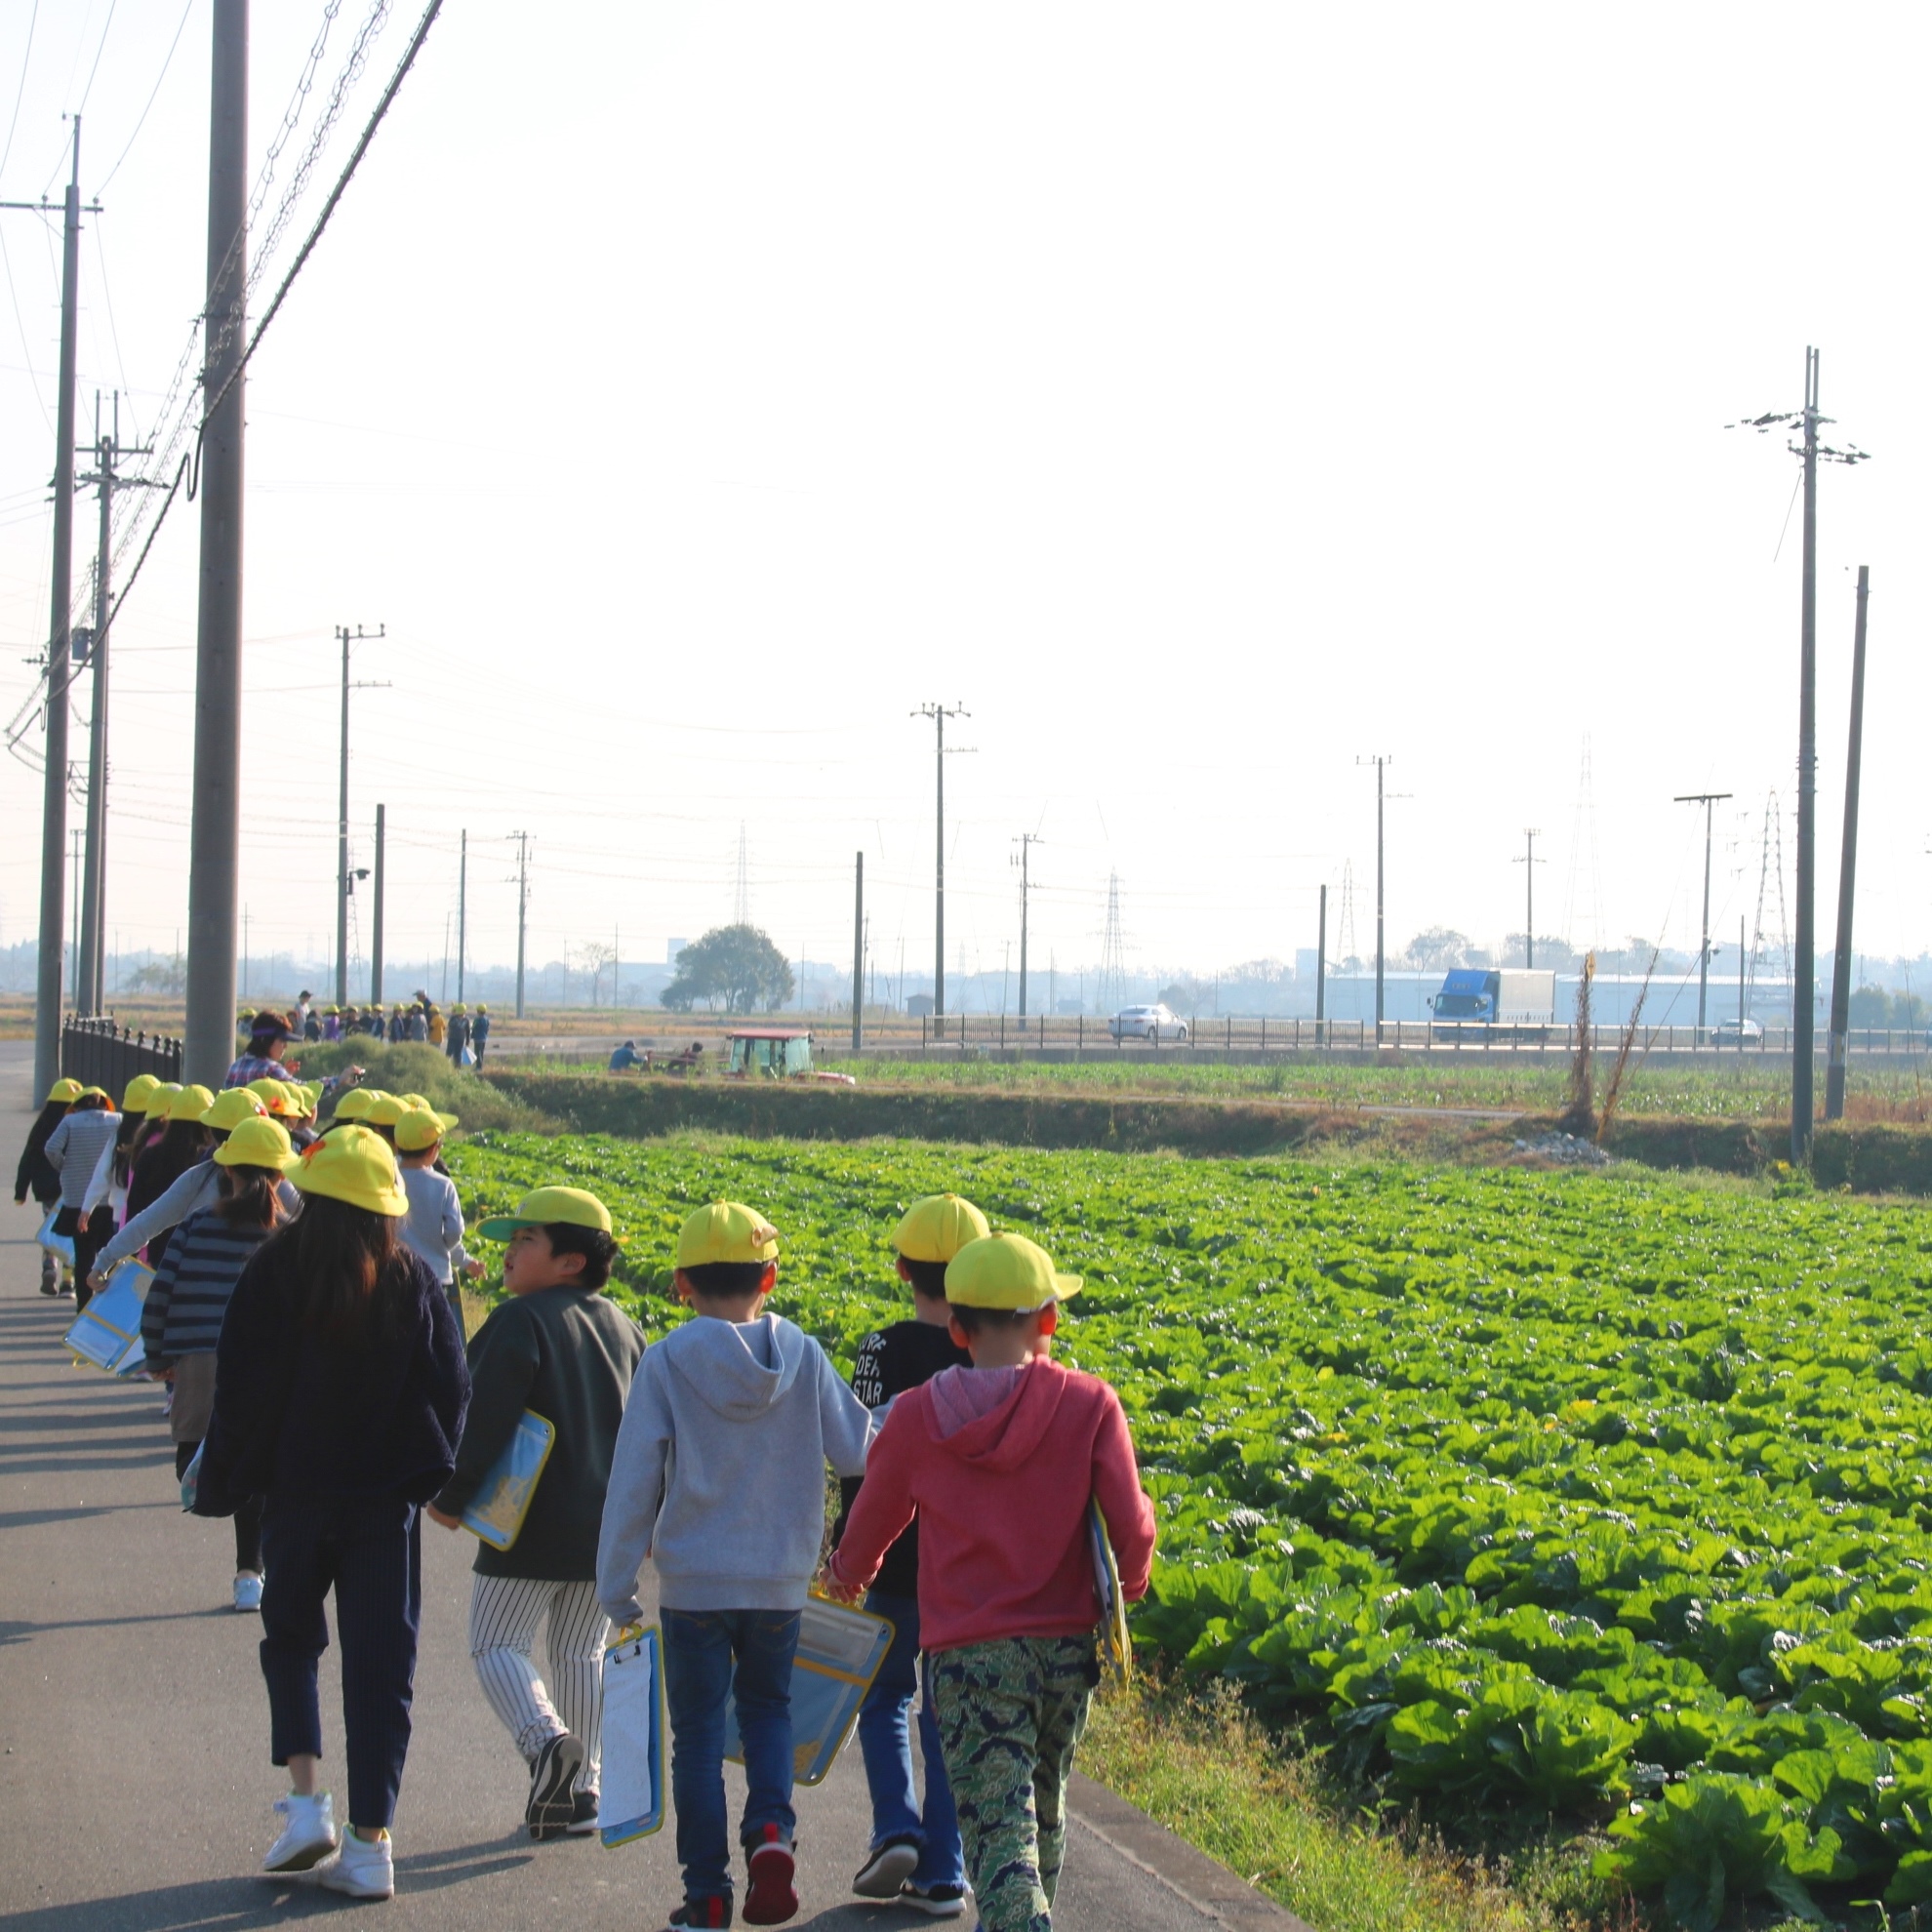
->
[1069,1773,1317,1930]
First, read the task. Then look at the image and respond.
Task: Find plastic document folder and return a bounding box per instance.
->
[1090,1499,1131,1683]
[600,1624,665,1847]
[460,1410,555,1551]
[37,1208,74,1269]
[64,1265,149,1372]
[726,1595,895,1788]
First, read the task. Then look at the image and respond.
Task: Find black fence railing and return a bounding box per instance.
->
[60,1015,183,1093]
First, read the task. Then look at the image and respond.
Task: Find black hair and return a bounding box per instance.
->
[111,1108,145,1187]
[217,1163,284,1229]
[69,1090,109,1112]
[900,1256,949,1300]
[541,1222,617,1290]
[946,1302,1051,1336]
[266,1191,413,1345]
[681,1259,773,1300]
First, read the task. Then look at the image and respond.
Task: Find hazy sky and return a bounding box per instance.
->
[0,2,1926,993]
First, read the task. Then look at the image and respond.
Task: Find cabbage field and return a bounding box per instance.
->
[451,1130,1932,1929]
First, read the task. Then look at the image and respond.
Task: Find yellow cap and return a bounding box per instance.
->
[167,1083,217,1123]
[333,1087,380,1122]
[203,1088,269,1132]
[47,1077,83,1104]
[676,1200,779,1268]
[396,1093,458,1127]
[893,1193,991,1265]
[79,1086,113,1104]
[290,1124,406,1216]
[299,1082,323,1114]
[362,1092,412,1128]
[121,1073,160,1111]
[392,1107,449,1153]
[478,1186,613,1240]
[213,1116,298,1172]
[247,1077,300,1115]
[142,1081,182,1115]
[944,1232,1081,1311]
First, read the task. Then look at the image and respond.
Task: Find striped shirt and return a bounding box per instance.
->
[44,1109,122,1212]
[141,1208,278,1368]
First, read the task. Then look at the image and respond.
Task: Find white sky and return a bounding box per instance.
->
[0,2,1927,990]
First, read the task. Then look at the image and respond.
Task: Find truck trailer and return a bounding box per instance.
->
[1429,968,1557,1026]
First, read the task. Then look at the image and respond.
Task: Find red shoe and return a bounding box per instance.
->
[742,1824,797,1926]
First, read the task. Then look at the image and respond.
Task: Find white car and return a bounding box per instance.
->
[1711,1016,1764,1044]
[1108,1003,1188,1042]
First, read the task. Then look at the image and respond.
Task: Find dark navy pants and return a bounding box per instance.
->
[259,1493,422,1830]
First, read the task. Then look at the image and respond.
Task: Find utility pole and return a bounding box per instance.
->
[1733,348,1866,1157]
[69,830,83,1004]
[1513,829,1544,969]
[183,2,250,1086]
[1316,882,1327,1041]
[1826,565,1871,1121]
[457,829,467,1001]
[1674,791,1733,1037]
[1013,831,1041,1019]
[25,125,86,1093]
[914,704,968,1016]
[370,803,386,1004]
[512,831,530,1019]
[334,622,384,1004]
[851,851,864,1053]
[1357,756,1392,1034]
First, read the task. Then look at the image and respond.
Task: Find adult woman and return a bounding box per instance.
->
[195,1126,468,1900]
[43,1086,118,1310]
[143,1116,300,1611]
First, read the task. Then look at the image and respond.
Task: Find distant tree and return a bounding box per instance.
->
[1401,927,1469,972]
[1851,985,1925,1030]
[1157,978,1210,1012]
[126,955,186,994]
[661,924,794,1014]
[578,941,618,1008]
[1505,935,1582,973]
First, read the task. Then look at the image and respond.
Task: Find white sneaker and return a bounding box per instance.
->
[320,1827,394,1900]
[233,1572,263,1613]
[263,1791,339,1872]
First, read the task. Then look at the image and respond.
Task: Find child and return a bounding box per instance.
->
[14,1077,81,1294]
[598,1201,874,1931]
[393,1108,483,1289]
[426,1187,645,1840]
[827,1194,985,1915]
[824,1231,1157,1932]
[43,1086,119,1310]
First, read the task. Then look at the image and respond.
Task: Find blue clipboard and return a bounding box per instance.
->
[64,1264,149,1372]
[725,1595,895,1787]
[460,1411,556,1550]
[1090,1498,1131,1682]
[600,1624,665,1846]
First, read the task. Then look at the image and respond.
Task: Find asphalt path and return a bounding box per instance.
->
[0,1040,1296,1931]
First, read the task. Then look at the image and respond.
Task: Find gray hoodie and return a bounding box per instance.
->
[598,1311,874,1620]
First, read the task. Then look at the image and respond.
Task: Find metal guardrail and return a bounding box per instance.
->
[60,1015,184,1092]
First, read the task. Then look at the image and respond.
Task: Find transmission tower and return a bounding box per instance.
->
[1337,861,1358,965]
[1559,736,1604,950]
[1750,792,1791,1020]
[1098,871,1128,1010]
[734,823,750,925]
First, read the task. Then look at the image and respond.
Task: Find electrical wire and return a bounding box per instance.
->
[96,0,192,193]
[0,0,38,182]
[73,0,118,119]
[0,221,51,432]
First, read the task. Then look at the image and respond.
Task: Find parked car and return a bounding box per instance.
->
[1107,1003,1188,1042]
[1711,1016,1765,1044]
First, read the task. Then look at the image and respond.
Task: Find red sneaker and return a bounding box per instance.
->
[742,1824,797,1926]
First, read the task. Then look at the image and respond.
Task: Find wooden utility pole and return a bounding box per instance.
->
[1825,566,1871,1120]
[1673,792,1732,1037]
[1514,829,1544,969]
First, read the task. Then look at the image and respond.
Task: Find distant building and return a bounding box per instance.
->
[906,994,936,1018]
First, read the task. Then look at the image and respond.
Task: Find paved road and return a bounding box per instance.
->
[0,1040,1294,1930]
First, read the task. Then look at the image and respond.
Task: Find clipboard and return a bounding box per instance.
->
[64,1264,149,1372]
[1090,1499,1131,1683]
[37,1207,74,1268]
[460,1410,556,1550]
[600,1624,666,1847]
[726,1595,895,1787]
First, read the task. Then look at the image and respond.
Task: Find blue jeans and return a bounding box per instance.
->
[857,1590,964,1888]
[661,1606,801,1905]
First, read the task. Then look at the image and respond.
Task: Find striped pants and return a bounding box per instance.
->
[468,1575,608,1788]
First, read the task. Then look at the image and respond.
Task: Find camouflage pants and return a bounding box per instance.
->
[930,1635,1099,1932]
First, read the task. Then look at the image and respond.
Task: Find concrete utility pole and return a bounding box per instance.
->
[28,125,85,1094]
[1316,882,1328,1041]
[457,829,467,1001]
[1358,756,1391,1034]
[1826,566,1872,1121]
[512,830,530,1019]
[1674,791,1733,1037]
[370,803,386,1004]
[1013,831,1042,1019]
[183,0,250,1088]
[851,851,864,1053]
[1514,828,1544,969]
[75,395,153,1015]
[333,623,384,1005]
[69,830,83,1004]
[914,704,968,1017]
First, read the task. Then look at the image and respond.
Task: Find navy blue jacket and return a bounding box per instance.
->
[195,1234,469,1517]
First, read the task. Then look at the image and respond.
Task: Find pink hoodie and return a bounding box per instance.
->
[828,1356,1156,1653]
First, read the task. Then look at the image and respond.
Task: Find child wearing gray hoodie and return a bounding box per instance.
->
[597,1202,874,1932]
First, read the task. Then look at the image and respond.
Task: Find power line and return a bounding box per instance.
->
[0,0,38,182]
[73,0,118,118]
[96,0,192,192]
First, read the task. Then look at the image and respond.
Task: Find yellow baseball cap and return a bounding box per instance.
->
[944,1232,1081,1311]
[213,1116,298,1172]
[893,1193,991,1265]
[47,1077,83,1104]
[79,1085,112,1104]
[392,1107,448,1153]
[299,1082,323,1114]
[247,1077,299,1115]
[333,1087,381,1122]
[478,1186,614,1240]
[203,1087,269,1133]
[362,1092,413,1128]
[142,1081,182,1115]
[676,1200,779,1268]
[397,1093,458,1128]
[290,1124,406,1216]
[167,1083,217,1123]
[121,1073,160,1111]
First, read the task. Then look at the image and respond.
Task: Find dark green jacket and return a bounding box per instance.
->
[434,1285,645,1580]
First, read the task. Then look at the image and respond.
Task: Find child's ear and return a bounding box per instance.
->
[758,1262,778,1296]
[556,1248,587,1279]
[948,1316,972,1351]
[895,1255,913,1283]
[1037,1304,1060,1338]
[672,1268,695,1305]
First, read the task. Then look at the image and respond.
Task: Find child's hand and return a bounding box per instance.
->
[425,1505,462,1530]
[815,1564,862,1604]
[463,1257,485,1280]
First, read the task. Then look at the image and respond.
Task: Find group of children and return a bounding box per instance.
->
[265,989,490,1062]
